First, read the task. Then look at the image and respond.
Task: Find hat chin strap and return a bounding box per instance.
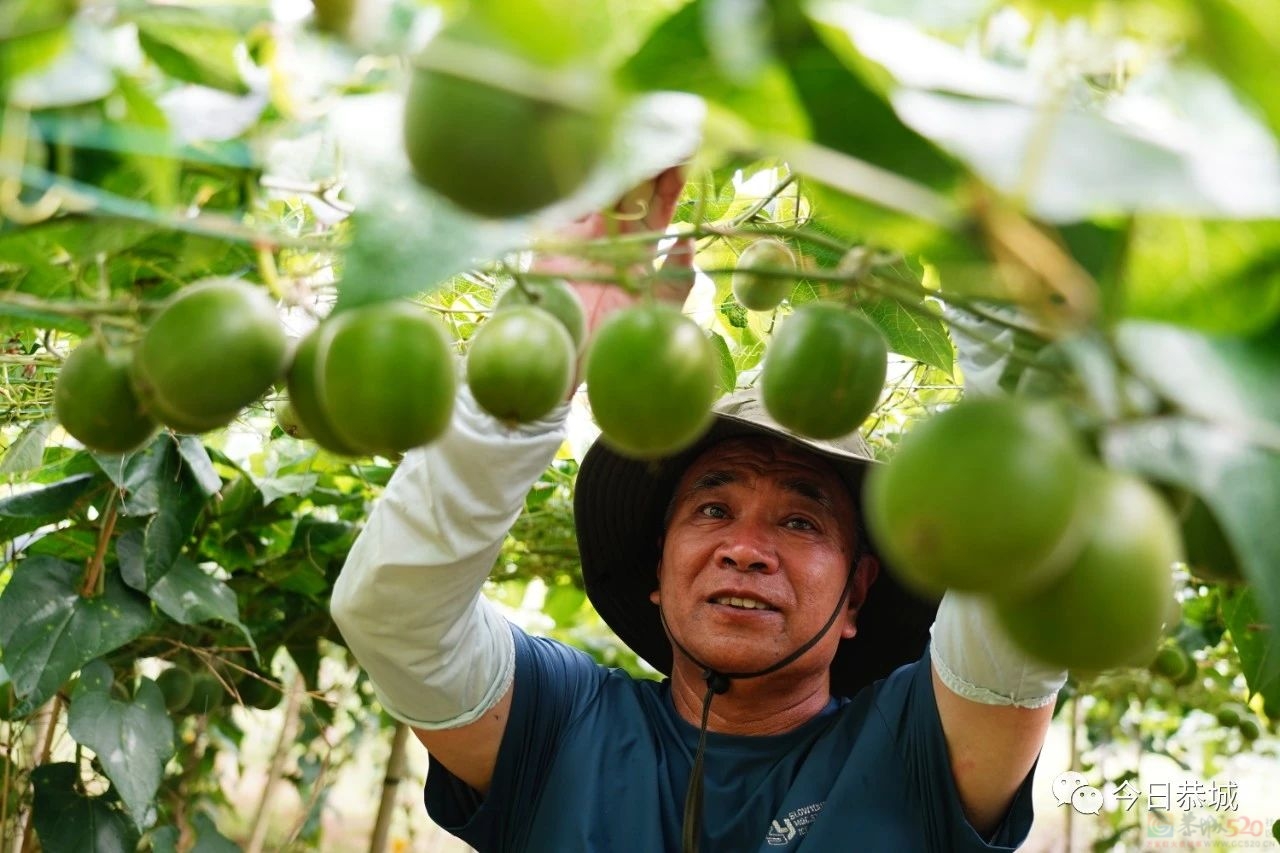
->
[659,567,858,853]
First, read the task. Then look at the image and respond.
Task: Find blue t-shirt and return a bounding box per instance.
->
[425,627,1035,852]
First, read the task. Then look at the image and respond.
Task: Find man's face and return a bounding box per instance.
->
[651,436,877,681]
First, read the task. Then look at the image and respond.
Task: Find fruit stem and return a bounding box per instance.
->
[727,172,797,229]
[257,244,285,302]
[80,491,119,599]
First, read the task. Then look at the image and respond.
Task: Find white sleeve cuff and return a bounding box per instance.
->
[929,592,1066,710]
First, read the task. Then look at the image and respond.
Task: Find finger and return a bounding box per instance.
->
[644,165,688,232]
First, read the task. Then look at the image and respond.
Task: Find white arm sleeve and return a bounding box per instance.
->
[330,385,570,729]
[929,591,1067,709]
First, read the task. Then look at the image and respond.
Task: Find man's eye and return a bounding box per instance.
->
[785,518,815,531]
[699,505,727,519]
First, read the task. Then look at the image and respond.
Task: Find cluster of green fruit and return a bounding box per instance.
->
[55,278,291,454]
[866,398,1182,672]
[156,665,280,715]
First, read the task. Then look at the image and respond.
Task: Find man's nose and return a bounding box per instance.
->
[715,522,778,573]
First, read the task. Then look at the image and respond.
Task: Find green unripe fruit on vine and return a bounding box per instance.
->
[731,239,796,312]
[761,303,887,440]
[186,673,226,715]
[235,673,281,711]
[1238,717,1262,741]
[55,339,157,453]
[996,469,1181,672]
[866,398,1086,597]
[132,278,289,433]
[1149,645,1191,683]
[274,398,309,440]
[156,666,194,713]
[403,44,612,219]
[467,306,575,424]
[585,305,719,459]
[495,280,587,352]
[286,329,359,456]
[1215,701,1249,727]
[317,301,456,456]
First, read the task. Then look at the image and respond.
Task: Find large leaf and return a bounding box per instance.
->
[92,437,172,517]
[1113,321,1280,446]
[859,291,954,374]
[118,533,254,651]
[1221,589,1280,711]
[67,661,174,830]
[1101,418,1280,694]
[133,11,249,95]
[810,3,1280,222]
[618,0,810,135]
[31,763,139,853]
[0,557,155,716]
[0,472,98,544]
[0,419,54,475]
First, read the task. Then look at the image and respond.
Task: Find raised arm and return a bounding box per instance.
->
[331,167,691,794]
[929,592,1065,837]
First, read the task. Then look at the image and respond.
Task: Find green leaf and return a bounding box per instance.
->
[189,813,240,853]
[618,0,809,135]
[176,436,221,495]
[1114,321,1280,444]
[117,533,255,651]
[709,332,737,394]
[544,583,587,625]
[257,473,319,508]
[859,290,953,374]
[31,763,140,853]
[1194,0,1280,139]
[92,437,171,517]
[1101,417,1280,693]
[67,661,174,830]
[785,15,960,193]
[134,11,249,94]
[0,419,54,475]
[1221,589,1280,711]
[0,557,154,716]
[0,473,98,544]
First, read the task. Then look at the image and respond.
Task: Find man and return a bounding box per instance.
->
[330,170,1066,851]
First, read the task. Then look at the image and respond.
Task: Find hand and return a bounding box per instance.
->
[532,165,694,342]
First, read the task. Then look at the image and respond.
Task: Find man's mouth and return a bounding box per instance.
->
[711,596,777,612]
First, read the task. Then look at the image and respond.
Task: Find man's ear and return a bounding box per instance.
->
[841,554,881,639]
[650,558,663,605]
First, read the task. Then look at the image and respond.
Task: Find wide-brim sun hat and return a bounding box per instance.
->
[575,387,939,698]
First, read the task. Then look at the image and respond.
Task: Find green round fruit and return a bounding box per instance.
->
[995,469,1180,671]
[1149,644,1191,683]
[156,666,194,713]
[235,673,281,711]
[185,673,226,715]
[55,339,157,453]
[495,280,587,352]
[731,239,796,312]
[132,278,289,433]
[286,329,360,456]
[467,306,575,423]
[866,398,1086,597]
[403,61,611,219]
[761,303,887,440]
[318,301,457,456]
[274,398,309,440]
[1215,701,1249,728]
[585,305,718,459]
[1182,498,1243,584]
[1238,717,1262,741]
